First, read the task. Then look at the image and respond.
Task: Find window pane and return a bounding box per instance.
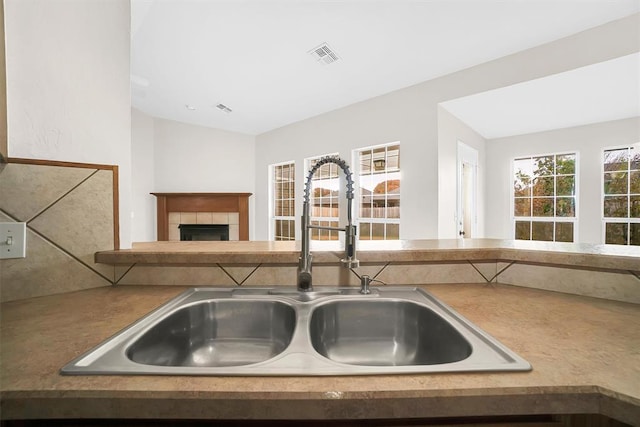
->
[514,158,532,197]
[556,176,575,196]
[360,152,372,175]
[531,221,553,241]
[604,172,628,195]
[532,198,554,216]
[556,154,576,175]
[514,179,530,197]
[360,201,372,218]
[556,197,575,217]
[630,223,640,246]
[630,196,640,218]
[533,156,554,176]
[555,222,574,242]
[603,196,628,217]
[631,171,640,194]
[631,149,640,170]
[275,219,295,241]
[515,221,530,240]
[359,222,371,240]
[514,198,531,217]
[604,148,628,172]
[371,222,385,240]
[287,220,295,240]
[387,203,400,219]
[386,223,400,239]
[532,177,554,196]
[331,163,339,179]
[387,145,400,171]
[286,220,295,240]
[605,222,627,245]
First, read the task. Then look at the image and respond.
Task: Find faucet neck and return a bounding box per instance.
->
[298,156,359,291]
[302,156,355,204]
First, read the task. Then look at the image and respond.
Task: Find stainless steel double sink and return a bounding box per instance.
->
[61,287,531,376]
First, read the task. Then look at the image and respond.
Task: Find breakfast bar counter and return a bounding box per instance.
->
[1,283,639,424]
[95,238,640,271]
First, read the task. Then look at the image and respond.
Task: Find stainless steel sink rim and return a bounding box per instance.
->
[61,286,532,376]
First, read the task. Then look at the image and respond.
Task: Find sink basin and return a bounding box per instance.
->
[310,300,472,366]
[127,300,295,367]
[61,287,531,376]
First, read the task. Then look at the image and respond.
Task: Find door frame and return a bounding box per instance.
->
[456,141,478,239]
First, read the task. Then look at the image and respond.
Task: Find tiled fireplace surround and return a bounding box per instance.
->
[1,159,638,304]
[167,211,240,241]
[152,193,250,241]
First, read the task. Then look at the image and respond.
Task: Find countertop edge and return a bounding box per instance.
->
[1,385,638,422]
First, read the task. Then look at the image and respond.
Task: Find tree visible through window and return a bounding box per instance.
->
[271,162,295,241]
[603,146,640,245]
[513,153,576,242]
[357,143,400,240]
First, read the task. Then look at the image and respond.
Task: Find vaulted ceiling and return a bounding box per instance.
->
[131,0,640,137]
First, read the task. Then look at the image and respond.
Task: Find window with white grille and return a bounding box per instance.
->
[602,145,640,245]
[513,153,577,242]
[356,143,400,240]
[270,162,295,241]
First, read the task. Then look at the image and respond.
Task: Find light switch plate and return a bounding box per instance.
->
[0,222,27,259]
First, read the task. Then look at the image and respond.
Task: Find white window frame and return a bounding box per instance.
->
[269,160,296,241]
[601,143,640,246]
[353,142,401,241]
[511,151,579,242]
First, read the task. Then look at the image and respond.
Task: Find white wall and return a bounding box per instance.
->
[255,89,434,241]
[5,0,132,247]
[437,106,487,239]
[254,14,639,241]
[485,117,640,244]
[149,117,257,239]
[131,108,156,242]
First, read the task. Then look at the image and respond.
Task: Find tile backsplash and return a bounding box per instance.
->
[0,160,117,302]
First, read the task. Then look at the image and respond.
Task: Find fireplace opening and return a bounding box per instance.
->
[179,224,230,241]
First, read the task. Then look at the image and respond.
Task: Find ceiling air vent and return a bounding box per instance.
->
[309,43,340,65]
[216,103,232,113]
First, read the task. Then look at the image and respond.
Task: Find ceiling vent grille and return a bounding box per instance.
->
[309,43,340,65]
[216,103,232,113]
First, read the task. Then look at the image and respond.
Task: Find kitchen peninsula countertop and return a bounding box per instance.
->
[1,283,639,423]
[95,239,640,271]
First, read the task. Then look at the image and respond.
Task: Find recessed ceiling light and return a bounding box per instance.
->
[308,42,340,65]
[185,104,196,110]
[216,103,232,113]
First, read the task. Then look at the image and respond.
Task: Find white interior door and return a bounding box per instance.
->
[457,142,478,239]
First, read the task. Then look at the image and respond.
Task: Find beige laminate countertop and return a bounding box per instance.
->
[95,239,640,271]
[1,283,639,423]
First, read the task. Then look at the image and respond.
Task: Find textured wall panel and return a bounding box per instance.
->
[0,161,115,302]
